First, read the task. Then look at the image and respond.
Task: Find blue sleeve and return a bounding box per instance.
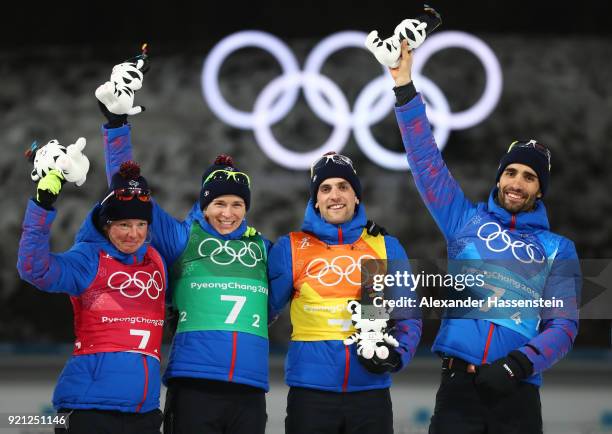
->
[384,235,422,370]
[102,124,134,185]
[519,238,580,374]
[263,237,273,256]
[395,94,478,240]
[267,235,294,321]
[17,200,97,296]
[102,123,188,267]
[150,201,189,268]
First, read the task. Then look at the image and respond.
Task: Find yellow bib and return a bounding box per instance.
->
[289,230,387,341]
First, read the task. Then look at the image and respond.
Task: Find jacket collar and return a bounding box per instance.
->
[301,199,367,245]
[487,188,550,231]
[188,202,248,240]
[75,206,151,264]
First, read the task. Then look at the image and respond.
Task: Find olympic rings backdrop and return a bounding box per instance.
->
[202,30,502,170]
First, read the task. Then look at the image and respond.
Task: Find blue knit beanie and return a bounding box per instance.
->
[200,154,251,211]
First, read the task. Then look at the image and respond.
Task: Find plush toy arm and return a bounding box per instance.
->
[69,137,87,154]
[343,333,359,346]
[365,31,401,68]
[382,332,399,348]
[58,137,90,186]
[127,105,144,116]
[95,81,124,115]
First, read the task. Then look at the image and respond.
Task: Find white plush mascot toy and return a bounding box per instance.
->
[95,44,150,116]
[365,4,442,68]
[343,300,399,360]
[26,138,90,186]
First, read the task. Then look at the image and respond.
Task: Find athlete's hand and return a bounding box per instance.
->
[388,40,413,87]
[35,169,65,209]
[366,220,388,236]
[358,344,401,374]
[243,226,259,237]
[97,99,128,129]
[474,350,533,398]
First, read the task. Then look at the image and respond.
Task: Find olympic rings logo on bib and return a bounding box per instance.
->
[198,238,264,268]
[202,30,502,170]
[477,222,545,264]
[306,255,377,287]
[108,270,164,300]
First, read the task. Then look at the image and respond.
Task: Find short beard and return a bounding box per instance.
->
[497,189,538,213]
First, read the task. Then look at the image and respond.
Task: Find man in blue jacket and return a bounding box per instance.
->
[268,152,422,434]
[389,40,580,434]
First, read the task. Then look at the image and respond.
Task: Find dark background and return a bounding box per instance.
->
[1,1,610,350]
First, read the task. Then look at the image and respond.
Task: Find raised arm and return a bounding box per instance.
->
[17,176,96,296]
[391,41,477,239]
[96,50,148,184]
[98,90,187,267]
[102,122,134,185]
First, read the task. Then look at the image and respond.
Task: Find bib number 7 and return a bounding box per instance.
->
[220,295,261,328]
[220,295,246,324]
[130,329,151,349]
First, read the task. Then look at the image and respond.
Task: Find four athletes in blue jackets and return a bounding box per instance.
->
[17,44,580,434]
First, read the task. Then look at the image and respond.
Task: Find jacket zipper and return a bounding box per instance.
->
[135,355,149,412]
[228,331,238,382]
[480,214,514,364]
[342,345,350,392]
[338,226,347,391]
[481,323,495,364]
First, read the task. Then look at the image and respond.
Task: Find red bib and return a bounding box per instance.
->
[71,247,166,360]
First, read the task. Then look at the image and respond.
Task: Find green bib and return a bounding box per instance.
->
[171,223,268,338]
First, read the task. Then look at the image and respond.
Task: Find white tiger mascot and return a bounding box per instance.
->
[365,5,442,68]
[343,300,399,360]
[95,45,150,116]
[26,138,90,186]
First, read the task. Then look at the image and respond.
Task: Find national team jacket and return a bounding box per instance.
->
[268,201,422,392]
[17,199,167,413]
[102,124,273,391]
[395,93,581,386]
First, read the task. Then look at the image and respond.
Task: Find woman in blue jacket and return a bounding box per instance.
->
[17,160,166,434]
